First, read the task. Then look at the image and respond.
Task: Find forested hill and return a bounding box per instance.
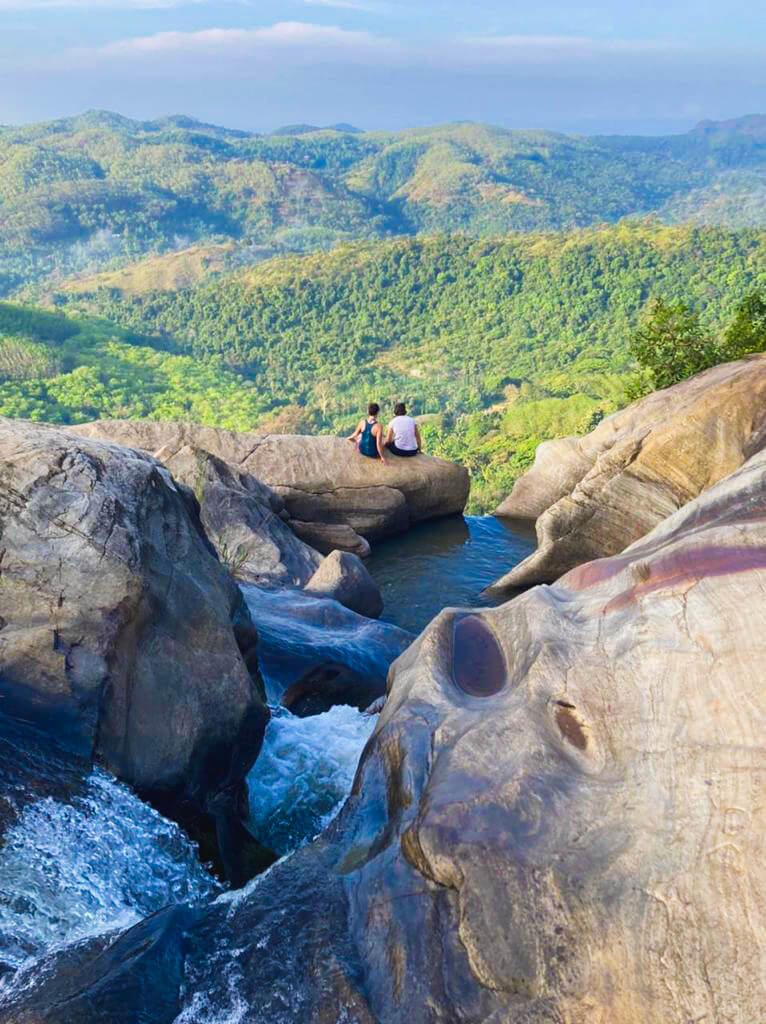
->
[43,223,766,507]
[3,110,766,295]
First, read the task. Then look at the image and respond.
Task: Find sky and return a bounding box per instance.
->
[0,1,764,135]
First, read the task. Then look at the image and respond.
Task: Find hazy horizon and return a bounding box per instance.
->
[1,1,765,136]
[3,105,765,140]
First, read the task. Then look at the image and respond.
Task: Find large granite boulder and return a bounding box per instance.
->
[161,444,320,585]
[69,424,321,586]
[0,417,269,881]
[491,353,766,591]
[69,420,471,554]
[6,445,765,1021]
[304,550,384,619]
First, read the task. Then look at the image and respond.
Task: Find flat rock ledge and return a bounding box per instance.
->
[69,421,471,556]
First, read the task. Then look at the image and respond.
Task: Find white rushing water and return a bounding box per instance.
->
[0,769,222,978]
[247,704,376,855]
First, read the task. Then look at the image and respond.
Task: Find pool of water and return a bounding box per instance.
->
[365,515,536,635]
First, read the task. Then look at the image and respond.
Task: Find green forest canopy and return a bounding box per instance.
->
[4,222,766,510]
[2,110,766,296]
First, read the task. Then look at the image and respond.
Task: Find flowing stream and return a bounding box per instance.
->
[0,514,532,1014]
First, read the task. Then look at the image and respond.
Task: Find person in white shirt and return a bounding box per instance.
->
[385,402,422,457]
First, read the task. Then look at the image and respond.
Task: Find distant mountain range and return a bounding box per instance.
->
[2,109,766,296]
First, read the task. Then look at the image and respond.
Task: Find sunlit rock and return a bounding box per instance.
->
[491,353,766,591]
[304,549,384,619]
[69,419,471,552]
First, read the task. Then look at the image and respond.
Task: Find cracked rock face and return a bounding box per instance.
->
[7,445,765,1022]
[0,418,268,823]
[69,420,471,553]
[491,354,766,591]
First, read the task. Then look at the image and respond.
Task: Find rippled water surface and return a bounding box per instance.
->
[366,514,535,634]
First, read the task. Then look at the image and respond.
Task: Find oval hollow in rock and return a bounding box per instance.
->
[452,615,507,697]
[554,702,588,751]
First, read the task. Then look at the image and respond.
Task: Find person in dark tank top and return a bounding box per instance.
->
[348,402,387,464]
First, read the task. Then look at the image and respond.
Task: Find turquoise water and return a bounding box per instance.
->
[366,514,536,635]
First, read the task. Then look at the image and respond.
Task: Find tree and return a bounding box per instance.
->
[629,298,719,391]
[722,291,766,360]
[312,379,334,420]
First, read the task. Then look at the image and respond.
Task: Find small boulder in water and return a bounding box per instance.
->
[304,549,384,619]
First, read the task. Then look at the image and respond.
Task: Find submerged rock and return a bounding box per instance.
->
[491,353,766,590]
[7,443,765,1021]
[239,583,412,703]
[0,417,269,882]
[304,549,384,619]
[69,420,471,553]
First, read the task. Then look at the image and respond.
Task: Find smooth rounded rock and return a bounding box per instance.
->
[0,417,269,880]
[69,420,471,545]
[491,353,766,591]
[304,549,384,619]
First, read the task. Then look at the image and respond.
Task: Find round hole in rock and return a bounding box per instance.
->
[452,615,507,697]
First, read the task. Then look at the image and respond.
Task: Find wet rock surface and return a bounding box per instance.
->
[281,662,386,717]
[491,354,766,590]
[7,442,765,1021]
[240,584,412,703]
[0,417,268,881]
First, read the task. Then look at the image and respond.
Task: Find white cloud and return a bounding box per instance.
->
[81,24,673,69]
[455,33,678,64]
[95,21,395,60]
[0,0,201,8]
[303,0,388,11]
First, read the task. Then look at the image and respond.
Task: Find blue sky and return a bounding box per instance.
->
[1,1,764,134]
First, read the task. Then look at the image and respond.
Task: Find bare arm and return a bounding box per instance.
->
[348,419,364,442]
[385,424,394,445]
[415,424,422,451]
[375,424,387,463]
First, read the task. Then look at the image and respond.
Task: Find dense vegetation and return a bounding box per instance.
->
[0,303,266,426]
[40,223,766,509]
[626,293,764,394]
[3,110,766,296]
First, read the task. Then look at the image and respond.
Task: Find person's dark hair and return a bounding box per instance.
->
[368,402,380,417]
[394,402,407,416]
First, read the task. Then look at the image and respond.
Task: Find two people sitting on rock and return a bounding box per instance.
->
[349,402,422,464]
